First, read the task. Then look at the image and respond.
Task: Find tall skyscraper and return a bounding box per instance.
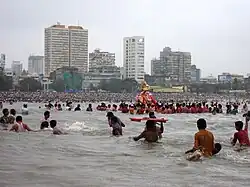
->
[68,26,88,72]
[151,47,191,82]
[28,56,44,75]
[0,54,6,70]
[191,65,201,82]
[11,61,23,77]
[89,49,115,69]
[123,36,145,83]
[44,23,88,76]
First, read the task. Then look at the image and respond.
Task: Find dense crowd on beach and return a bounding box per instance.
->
[0,91,249,103]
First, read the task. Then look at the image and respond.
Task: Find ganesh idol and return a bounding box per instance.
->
[136,81,157,106]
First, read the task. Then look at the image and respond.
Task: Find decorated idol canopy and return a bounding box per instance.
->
[135,81,156,106]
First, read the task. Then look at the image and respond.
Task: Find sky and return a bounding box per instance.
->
[1,0,250,77]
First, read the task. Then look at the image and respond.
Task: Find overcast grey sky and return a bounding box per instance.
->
[1,0,250,77]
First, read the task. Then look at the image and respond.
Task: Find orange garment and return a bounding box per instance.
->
[129,108,134,114]
[194,129,214,157]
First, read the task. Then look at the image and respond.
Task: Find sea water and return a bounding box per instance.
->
[0,102,250,187]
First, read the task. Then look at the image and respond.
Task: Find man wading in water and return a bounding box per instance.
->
[106,112,125,136]
[185,118,221,161]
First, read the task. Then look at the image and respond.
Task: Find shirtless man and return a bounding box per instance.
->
[231,116,250,150]
[109,116,125,136]
[10,116,33,132]
[133,120,163,142]
[8,109,16,124]
[148,111,164,139]
[0,108,10,130]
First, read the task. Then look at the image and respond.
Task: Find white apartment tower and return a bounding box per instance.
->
[11,61,23,77]
[28,55,44,75]
[123,36,145,83]
[69,26,88,72]
[44,23,88,76]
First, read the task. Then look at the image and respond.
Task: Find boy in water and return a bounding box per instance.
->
[0,108,10,130]
[10,116,33,132]
[106,112,125,130]
[8,109,16,124]
[42,111,50,122]
[40,121,49,130]
[110,116,124,136]
[185,118,221,159]
[231,116,250,148]
[50,120,67,135]
[133,120,160,142]
[148,112,164,139]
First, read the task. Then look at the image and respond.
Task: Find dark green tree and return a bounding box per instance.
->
[121,78,139,92]
[19,77,42,92]
[50,78,65,92]
[98,78,139,93]
[99,79,123,92]
[232,78,242,90]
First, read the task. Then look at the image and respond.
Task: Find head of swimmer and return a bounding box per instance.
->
[50,120,57,129]
[44,111,50,120]
[16,116,22,123]
[2,108,9,116]
[40,121,49,129]
[149,111,156,118]
[10,109,16,116]
[234,121,243,131]
[106,112,114,119]
[197,118,207,130]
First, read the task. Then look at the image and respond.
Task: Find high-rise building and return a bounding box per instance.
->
[123,36,145,83]
[11,61,23,77]
[44,23,88,76]
[68,26,88,72]
[191,65,201,82]
[28,56,44,75]
[0,54,6,70]
[151,58,162,75]
[89,49,115,69]
[151,47,191,83]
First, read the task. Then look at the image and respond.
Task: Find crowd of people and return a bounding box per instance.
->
[0,91,249,103]
[0,90,250,162]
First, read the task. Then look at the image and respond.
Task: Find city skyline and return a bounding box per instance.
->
[1,0,250,77]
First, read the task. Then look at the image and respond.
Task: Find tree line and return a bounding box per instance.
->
[0,71,249,93]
